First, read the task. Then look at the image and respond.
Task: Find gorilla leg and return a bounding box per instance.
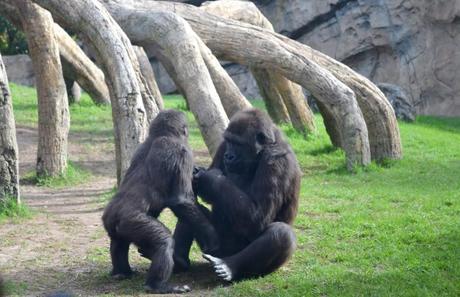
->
[204,222,296,281]
[172,219,194,272]
[172,204,216,272]
[171,202,218,254]
[117,215,190,294]
[110,238,132,278]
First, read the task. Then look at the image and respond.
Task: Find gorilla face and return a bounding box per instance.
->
[223,138,258,174]
[222,109,277,175]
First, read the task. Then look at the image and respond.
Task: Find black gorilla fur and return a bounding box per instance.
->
[102,110,218,293]
[173,108,301,281]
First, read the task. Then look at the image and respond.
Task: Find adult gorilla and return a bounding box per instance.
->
[173,108,301,281]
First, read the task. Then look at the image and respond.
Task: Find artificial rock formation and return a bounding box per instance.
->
[257,0,460,116]
[157,0,460,117]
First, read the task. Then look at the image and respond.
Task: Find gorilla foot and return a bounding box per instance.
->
[203,254,233,281]
[145,283,191,294]
[173,256,191,273]
[111,271,135,280]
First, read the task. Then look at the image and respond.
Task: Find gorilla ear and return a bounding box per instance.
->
[255,131,275,154]
[256,132,267,145]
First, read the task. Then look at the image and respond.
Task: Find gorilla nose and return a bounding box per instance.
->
[224,152,236,162]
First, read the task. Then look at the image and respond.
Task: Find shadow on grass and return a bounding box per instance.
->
[4,261,223,296]
[308,145,338,156]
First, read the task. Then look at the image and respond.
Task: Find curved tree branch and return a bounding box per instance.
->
[97,7,229,155]
[202,0,316,135]
[104,0,371,169]
[133,46,164,112]
[33,0,149,183]
[0,1,111,106]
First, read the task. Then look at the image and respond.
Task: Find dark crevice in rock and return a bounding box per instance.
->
[181,0,208,6]
[453,15,460,24]
[286,0,357,40]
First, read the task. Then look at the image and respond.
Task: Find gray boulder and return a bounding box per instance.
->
[3,54,35,86]
[377,83,415,122]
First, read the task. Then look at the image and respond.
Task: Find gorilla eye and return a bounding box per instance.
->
[256,132,266,144]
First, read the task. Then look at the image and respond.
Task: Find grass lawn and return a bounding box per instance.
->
[7,83,460,296]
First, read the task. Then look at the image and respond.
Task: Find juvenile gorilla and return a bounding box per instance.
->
[173,108,301,281]
[102,110,218,294]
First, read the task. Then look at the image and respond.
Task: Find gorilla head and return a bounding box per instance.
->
[223,109,277,175]
[148,109,189,142]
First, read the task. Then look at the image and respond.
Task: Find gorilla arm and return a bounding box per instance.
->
[195,167,280,240]
[147,138,219,253]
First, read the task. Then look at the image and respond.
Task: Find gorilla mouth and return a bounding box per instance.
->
[224,159,255,175]
[224,161,239,173]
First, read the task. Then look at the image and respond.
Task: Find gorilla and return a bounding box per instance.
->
[102,110,219,293]
[173,108,301,281]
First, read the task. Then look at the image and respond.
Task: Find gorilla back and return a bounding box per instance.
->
[102,110,218,294]
[174,108,301,281]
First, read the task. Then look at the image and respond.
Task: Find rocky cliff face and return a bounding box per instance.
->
[255,0,460,116]
[162,0,459,116]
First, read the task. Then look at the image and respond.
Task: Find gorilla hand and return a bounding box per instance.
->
[192,166,206,195]
[193,168,223,202]
[193,165,206,175]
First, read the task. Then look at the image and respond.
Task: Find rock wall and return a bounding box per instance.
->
[3,54,35,87]
[259,0,460,116]
[258,0,460,116]
[158,0,459,116]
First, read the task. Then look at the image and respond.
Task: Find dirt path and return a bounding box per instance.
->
[0,127,219,297]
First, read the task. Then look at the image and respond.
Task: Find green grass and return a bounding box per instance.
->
[0,195,32,222]
[21,161,91,188]
[9,83,460,296]
[11,83,113,136]
[2,279,28,296]
[98,187,117,203]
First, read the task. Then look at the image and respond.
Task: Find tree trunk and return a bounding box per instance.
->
[133,46,162,123]
[17,0,70,178]
[33,0,149,183]
[103,0,370,169]
[0,2,111,106]
[0,54,20,203]
[64,78,81,104]
[196,37,251,118]
[54,24,111,106]
[202,0,316,135]
[316,100,342,148]
[197,0,400,159]
[251,68,291,124]
[265,24,402,161]
[101,6,229,155]
[274,77,316,136]
[134,46,164,112]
